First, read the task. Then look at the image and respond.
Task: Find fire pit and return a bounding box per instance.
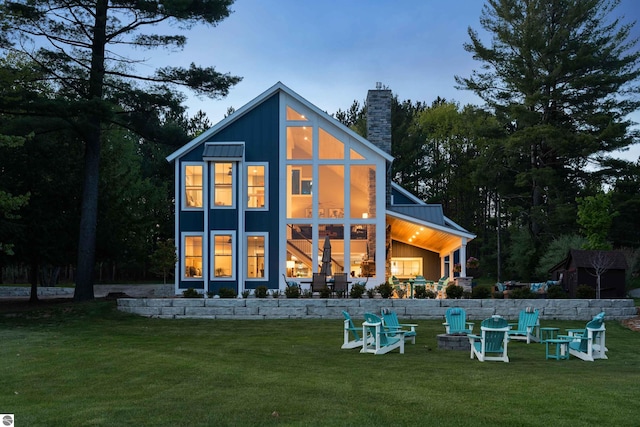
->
[437,333,470,351]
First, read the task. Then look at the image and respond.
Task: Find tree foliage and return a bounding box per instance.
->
[455,0,640,254]
[0,0,241,300]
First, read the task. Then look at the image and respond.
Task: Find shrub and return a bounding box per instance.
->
[254,285,268,298]
[509,287,536,299]
[425,289,436,299]
[414,285,427,299]
[271,290,281,298]
[319,286,331,298]
[302,289,313,298]
[546,285,567,299]
[182,288,202,298]
[445,284,464,299]
[377,282,394,299]
[471,285,492,299]
[492,291,504,299]
[366,288,376,298]
[350,283,366,298]
[241,290,250,299]
[218,287,237,298]
[576,284,596,299]
[284,285,300,298]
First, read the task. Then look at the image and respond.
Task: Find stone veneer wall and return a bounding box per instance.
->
[117,298,636,321]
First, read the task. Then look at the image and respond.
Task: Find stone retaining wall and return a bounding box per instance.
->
[117,298,636,321]
[0,287,75,298]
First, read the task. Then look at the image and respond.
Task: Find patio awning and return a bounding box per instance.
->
[202,142,244,161]
[386,207,475,254]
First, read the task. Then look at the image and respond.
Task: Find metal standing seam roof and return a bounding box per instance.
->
[387,205,446,226]
[202,142,244,159]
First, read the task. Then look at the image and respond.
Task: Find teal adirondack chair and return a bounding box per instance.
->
[443,307,474,335]
[361,312,405,355]
[381,309,417,344]
[342,311,369,349]
[508,308,540,343]
[468,316,510,362]
[558,312,607,361]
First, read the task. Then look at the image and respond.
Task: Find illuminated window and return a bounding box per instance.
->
[184,235,202,278]
[287,126,312,159]
[319,128,344,159]
[214,163,233,207]
[247,164,266,209]
[286,106,308,121]
[391,258,422,277]
[247,235,267,279]
[213,233,233,278]
[184,164,203,208]
[350,165,376,219]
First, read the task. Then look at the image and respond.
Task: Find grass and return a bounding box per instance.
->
[1,300,640,426]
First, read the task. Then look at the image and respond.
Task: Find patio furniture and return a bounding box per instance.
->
[468,316,510,362]
[381,309,417,344]
[333,273,349,297]
[311,272,327,293]
[508,308,540,343]
[539,327,560,343]
[545,338,571,360]
[557,312,608,361]
[341,311,370,349]
[361,312,405,355]
[443,307,474,335]
[282,274,299,289]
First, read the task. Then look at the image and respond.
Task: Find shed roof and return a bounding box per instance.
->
[202,142,244,160]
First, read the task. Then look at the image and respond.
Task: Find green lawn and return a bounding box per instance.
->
[1,301,639,426]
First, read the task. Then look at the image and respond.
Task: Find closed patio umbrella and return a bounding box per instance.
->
[320,236,332,276]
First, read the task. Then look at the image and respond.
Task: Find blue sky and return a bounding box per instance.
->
[156,0,640,161]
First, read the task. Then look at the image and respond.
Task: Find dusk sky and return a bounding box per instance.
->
[151,0,640,161]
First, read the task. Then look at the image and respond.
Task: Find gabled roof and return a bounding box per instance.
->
[167,81,394,163]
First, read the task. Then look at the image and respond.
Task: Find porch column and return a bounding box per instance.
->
[459,240,467,277]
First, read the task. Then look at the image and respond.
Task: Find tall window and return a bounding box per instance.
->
[213,233,233,278]
[247,164,266,209]
[184,235,202,278]
[247,235,266,278]
[184,164,203,208]
[214,163,233,207]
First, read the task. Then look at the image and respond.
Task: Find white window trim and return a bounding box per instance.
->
[211,230,236,281]
[181,162,204,211]
[181,232,204,281]
[245,232,268,281]
[246,162,269,211]
[211,162,237,209]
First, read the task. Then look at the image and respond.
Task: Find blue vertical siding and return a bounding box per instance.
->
[206,93,280,291]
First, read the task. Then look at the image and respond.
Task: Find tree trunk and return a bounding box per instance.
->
[74,0,108,301]
[29,260,39,303]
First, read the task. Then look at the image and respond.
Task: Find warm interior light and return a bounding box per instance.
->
[362,213,368,219]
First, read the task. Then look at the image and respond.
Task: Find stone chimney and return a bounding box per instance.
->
[366,83,392,206]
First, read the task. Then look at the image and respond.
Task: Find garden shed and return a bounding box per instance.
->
[549,249,627,298]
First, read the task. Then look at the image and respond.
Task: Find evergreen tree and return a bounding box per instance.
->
[456,0,640,266]
[1,0,241,300]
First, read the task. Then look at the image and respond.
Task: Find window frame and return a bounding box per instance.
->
[246,162,268,210]
[182,232,204,281]
[211,230,236,280]
[182,162,204,211]
[211,162,236,208]
[245,232,268,281]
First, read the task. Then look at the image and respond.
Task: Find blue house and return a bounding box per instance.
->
[166,82,475,295]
